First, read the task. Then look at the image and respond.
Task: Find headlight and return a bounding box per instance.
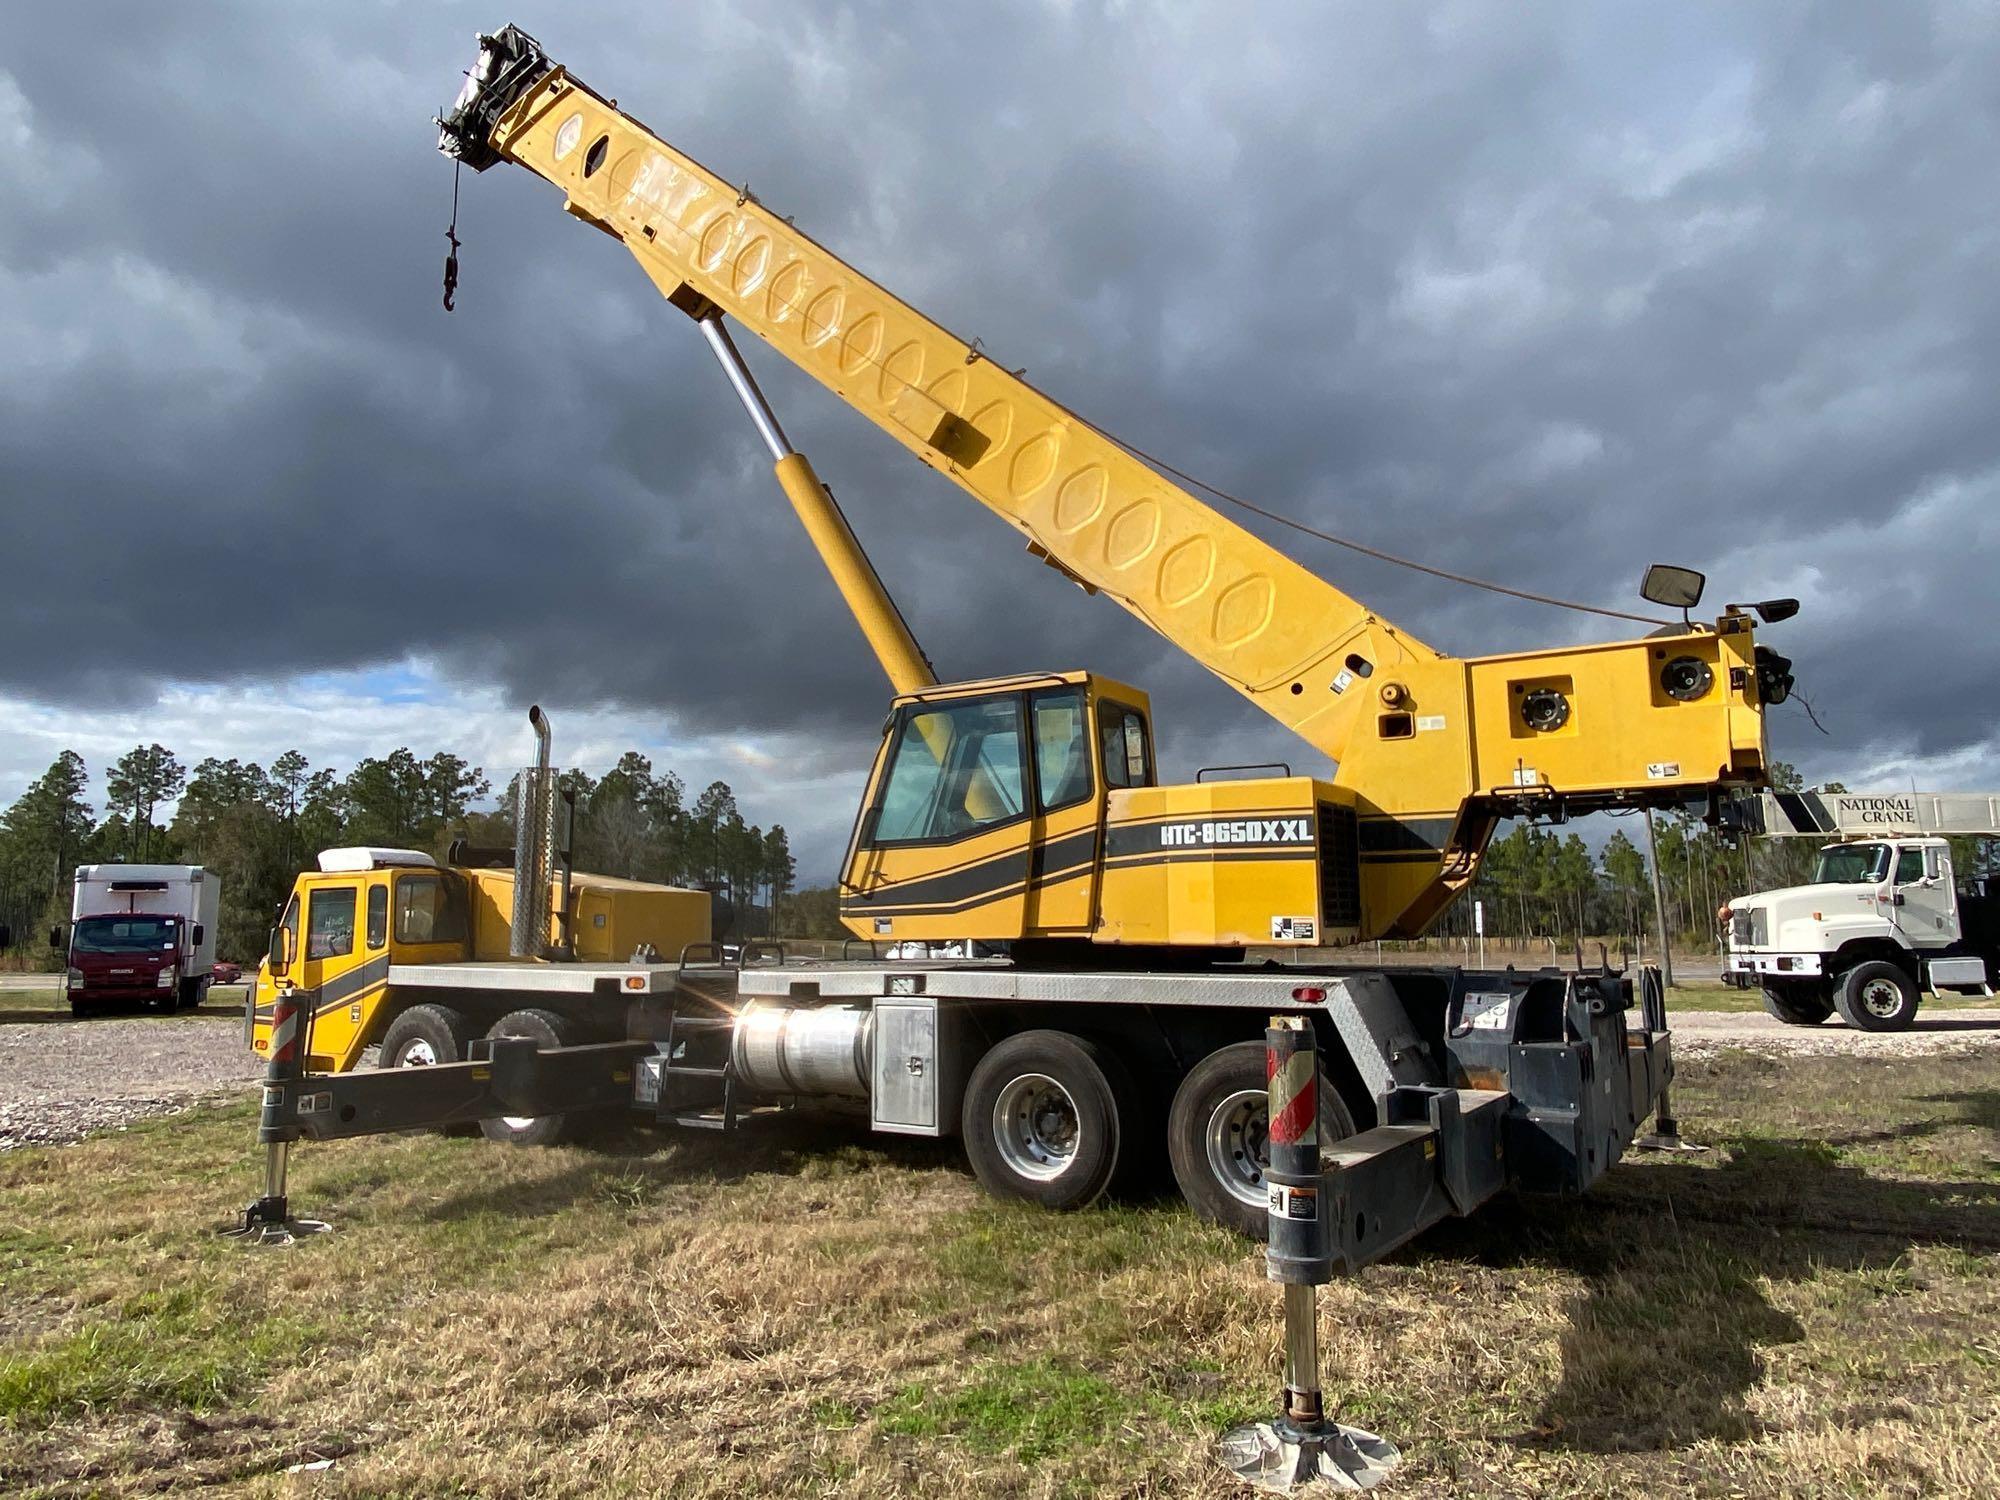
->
[1661,655,1714,702]
[157,969,176,988]
[1520,687,1570,731]
[67,968,84,986]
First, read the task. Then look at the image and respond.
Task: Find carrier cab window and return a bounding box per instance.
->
[1894,846,1926,884]
[395,873,468,945]
[1032,688,1092,812]
[306,887,357,960]
[1098,702,1153,789]
[366,885,388,949]
[871,695,1027,844]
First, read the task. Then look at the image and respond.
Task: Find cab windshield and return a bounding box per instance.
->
[73,916,178,953]
[1813,843,1890,885]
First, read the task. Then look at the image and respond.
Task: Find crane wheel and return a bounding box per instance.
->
[477,1008,583,1147]
[380,1003,478,1070]
[1833,960,1921,1032]
[1760,983,1833,1026]
[961,1030,1131,1210]
[1168,1040,1357,1239]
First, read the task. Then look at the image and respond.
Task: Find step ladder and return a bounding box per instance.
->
[658,1010,740,1132]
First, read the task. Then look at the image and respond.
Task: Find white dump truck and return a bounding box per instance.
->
[1722,792,2000,1030]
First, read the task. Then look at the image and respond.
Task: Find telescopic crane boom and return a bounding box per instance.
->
[440,26,1795,948]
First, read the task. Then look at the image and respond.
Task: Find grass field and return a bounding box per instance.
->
[2,1050,1996,1497]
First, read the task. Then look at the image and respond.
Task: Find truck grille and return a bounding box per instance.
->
[1316,802,1361,927]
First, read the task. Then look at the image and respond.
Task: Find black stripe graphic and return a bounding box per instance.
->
[253,952,392,1019]
[848,827,1098,913]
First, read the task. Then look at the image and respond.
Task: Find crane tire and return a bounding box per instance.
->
[380,1002,477,1069]
[1168,1040,1358,1238]
[1760,984,1833,1027]
[961,1030,1131,1210]
[1833,960,1920,1032]
[477,1008,584,1147]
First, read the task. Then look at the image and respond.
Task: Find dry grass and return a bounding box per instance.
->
[2,1051,1997,1497]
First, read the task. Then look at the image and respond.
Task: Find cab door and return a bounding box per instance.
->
[1894,843,1959,943]
[292,877,383,1069]
[1022,685,1101,935]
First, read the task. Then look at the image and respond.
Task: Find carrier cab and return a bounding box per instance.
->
[252,848,709,1072]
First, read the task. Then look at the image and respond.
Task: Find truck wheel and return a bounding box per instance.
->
[1834,961,1920,1032]
[380,1003,477,1069]
[1168,1041,1358,1238]
[962,1030,1131,1210]
[1760,984,1832,1026]
[477,1008,582,1148]
[178,977,207,1011]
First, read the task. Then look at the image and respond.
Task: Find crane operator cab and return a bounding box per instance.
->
[840,671,1360,953]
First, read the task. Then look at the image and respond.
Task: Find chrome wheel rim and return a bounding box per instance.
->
[399,1038,440,1066]
[1860,977,1904,1019]
[993,1073,1079,1181]
[1205,1088,1272,1210]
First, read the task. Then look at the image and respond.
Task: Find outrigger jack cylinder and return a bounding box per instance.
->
[1633,966,1707,1156]
[1216,1018,1397,1493]
[220,988,330,1247]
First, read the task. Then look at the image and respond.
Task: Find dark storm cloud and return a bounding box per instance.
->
[3,1,1996,789]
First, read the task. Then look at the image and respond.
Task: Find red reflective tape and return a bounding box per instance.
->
[1267,1049,1318,1146]
[1269,1081,1316,1146]
[269,997,300,1064]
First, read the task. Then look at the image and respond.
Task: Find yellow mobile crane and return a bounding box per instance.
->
[436,27,1793,964]
[229,26,1795,1252]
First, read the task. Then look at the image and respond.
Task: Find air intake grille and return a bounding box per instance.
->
[1316,802,1362,928]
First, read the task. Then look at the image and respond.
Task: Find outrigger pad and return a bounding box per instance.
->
[1217,1418,1399,1493]
[218,1195,332,1249]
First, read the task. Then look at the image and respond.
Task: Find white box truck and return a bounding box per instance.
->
[58,865,221,1016]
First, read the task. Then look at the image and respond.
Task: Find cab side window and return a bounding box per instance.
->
[395,874,468,946]
[366,885,388,949]
[1098,703,1154,790]
[1894,847,1925,884]
[1032,689,1092,812]
[306,887,357,960]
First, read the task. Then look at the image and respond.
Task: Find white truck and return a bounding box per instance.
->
[1722,792,1999,1030]
[58,864,221,1016]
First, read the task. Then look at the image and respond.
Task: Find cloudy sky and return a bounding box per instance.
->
[3,1,1996,880]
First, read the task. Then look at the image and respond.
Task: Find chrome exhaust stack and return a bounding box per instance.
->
[511,705,563,959]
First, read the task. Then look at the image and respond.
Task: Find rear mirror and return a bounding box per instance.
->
[48,926,62,950]
[0,924,11,950]
[1753,597,1799,623]
[191,923,205,947]
[268,925,290,977]
[1641,564,1706,610]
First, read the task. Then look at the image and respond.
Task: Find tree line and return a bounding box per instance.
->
[0,745,793,965]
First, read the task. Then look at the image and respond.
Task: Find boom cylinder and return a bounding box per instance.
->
[695,314,936,696]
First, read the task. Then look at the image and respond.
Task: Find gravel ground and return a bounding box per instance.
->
[1666,1006,2000,1057]
[0,1003,1992,1152]
[0,1015,262,1150]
